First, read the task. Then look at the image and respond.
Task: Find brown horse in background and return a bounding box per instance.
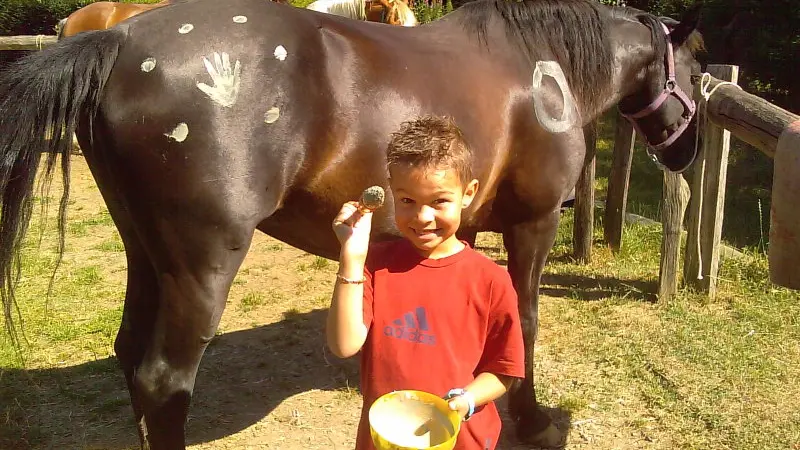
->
[57,0,289,39]
[57,1,173,39]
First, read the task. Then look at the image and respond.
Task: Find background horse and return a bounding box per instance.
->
[57,1,173,39]
[56,0,289,39]
[306,0,418,26]
[0,0,701,448]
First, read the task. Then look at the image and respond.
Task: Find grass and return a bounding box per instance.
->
[477,216,800,448]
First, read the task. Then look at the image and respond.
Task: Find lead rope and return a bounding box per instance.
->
[691,72,743,280]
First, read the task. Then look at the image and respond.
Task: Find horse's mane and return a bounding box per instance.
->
[455,0,705,115]
[456,0,614,114]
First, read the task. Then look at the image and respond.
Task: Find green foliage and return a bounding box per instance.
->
[0,0,162,35]
[411,0,453,24]
[622,0,798,112]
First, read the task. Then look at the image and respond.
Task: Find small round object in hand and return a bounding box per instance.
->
[359,185,385,213]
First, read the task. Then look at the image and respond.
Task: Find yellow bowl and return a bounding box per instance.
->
[369,390,461,450]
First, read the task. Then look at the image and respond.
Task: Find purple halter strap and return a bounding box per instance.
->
[621,23,696,153]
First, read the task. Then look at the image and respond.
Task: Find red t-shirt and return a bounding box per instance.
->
[355,239,525,450]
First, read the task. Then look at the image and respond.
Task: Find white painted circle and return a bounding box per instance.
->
[274,45,288,61]
[165,123,189,142]
[264,107,280,124]
[178,23,194,34]
[233,15,248,23]
[141,57,157,72]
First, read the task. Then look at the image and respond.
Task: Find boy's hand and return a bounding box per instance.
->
[332,201,373,261]
[447,395,470,420]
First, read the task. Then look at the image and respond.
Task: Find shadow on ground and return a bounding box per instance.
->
[496,400,573,450]
[0,308,360,449]
[0,307,568,449]
[474,244,657,303]
[541,272,657,303]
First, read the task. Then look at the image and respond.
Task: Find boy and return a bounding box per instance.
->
[329,115,525,450]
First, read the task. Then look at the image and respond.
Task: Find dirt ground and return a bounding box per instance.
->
[4,157,558,450]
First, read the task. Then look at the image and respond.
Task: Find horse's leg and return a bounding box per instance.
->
[459,228,478,247]
[78,129,157,449]
[504,210,564,447]
[114,239,159,449]
[132,221,254,450]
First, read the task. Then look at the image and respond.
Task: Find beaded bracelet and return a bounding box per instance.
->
[336,273,365,284]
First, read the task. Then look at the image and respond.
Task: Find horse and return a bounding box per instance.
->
[57,1,174,39]
[306,0,418,26]
[56,0,289,39]
[0,0,703,448]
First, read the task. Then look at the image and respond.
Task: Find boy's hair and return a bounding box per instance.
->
[386,115,473,186]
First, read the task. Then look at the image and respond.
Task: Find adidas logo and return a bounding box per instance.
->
[383,306,436,345]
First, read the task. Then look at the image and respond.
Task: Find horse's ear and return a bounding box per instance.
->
[669,2,701,46]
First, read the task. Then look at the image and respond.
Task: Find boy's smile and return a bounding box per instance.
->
[388,164,478,259]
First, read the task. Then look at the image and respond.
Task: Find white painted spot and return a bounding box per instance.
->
[165,123,189,142]
[530,60,579,133]
[233,15,248,23]
[264,107,280,124]
[196,52,242,108]
[274,45,288,61]
[141,57,156,72]
[178,23,194,34]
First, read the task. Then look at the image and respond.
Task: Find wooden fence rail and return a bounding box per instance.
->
[0,35,58,51]
[700,75,798,158]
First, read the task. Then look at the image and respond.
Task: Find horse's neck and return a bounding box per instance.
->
[590,14,659,119]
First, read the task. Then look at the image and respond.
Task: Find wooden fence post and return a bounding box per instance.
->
[603,113,636,252]
[573,121,597,263]
[683,64,739,297]
[658,172,690,299]
[769,120,800,290]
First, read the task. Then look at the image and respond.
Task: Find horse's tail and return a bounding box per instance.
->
[0,28,126,346]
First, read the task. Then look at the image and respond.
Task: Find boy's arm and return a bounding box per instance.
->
[448,272,526,419]
[327,201,373,358]
[446,372,515,419]
[326,258,369,358]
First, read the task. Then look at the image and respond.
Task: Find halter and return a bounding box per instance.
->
[620,23,696,157]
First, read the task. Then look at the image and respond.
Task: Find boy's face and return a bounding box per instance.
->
[388,164,478,258]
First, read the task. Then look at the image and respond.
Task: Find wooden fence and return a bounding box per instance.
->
[572,64,800,299]
[0,35,58,51]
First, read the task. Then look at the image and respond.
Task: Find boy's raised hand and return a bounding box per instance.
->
[332,201,373,262]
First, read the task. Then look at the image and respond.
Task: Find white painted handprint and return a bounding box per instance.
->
[196,52,241,108]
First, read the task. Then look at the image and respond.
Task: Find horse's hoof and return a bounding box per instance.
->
[516,421,565,449]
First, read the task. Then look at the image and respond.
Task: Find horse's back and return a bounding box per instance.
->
[93,0,573,246]
[96,0,345,222]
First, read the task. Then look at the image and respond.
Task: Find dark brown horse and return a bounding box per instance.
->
[0,0,703,448]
